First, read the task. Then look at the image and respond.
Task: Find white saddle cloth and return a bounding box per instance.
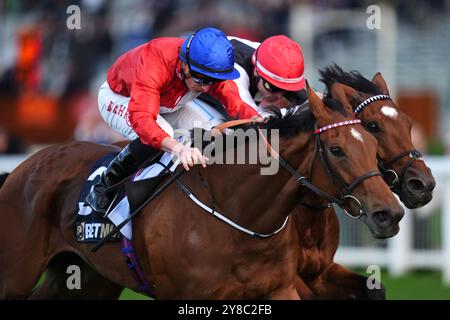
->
[107,152,179,239]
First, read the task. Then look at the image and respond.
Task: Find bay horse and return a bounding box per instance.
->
[291,66,435,299]
[0,86,403,299]
[320,64,435,207]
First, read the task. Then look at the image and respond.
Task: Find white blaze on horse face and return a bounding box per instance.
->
[350,127,364,143]
[381,106,398,119]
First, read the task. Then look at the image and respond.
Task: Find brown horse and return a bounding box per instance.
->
[320,65,435,207]
[25,68,432,300]
[0,86,403,299]
[292,66,435,299]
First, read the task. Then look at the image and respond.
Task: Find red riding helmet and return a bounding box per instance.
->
[252,35,306,91]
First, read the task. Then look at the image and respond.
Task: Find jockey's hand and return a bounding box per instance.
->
[172,143,209,171]
[210,128,221,137]
[250,115,269,124]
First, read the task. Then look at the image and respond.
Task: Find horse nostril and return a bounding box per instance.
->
[372,211,393,227]
[406,178,426,195]
[372,209,404,227]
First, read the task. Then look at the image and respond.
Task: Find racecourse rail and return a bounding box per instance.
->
[1,153,449,284]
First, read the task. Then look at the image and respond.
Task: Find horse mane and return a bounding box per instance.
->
[262,98,349,136]
[190,99,349,152]
[263,105,314,136]
[189,107,313,152]
[319,63,382,97]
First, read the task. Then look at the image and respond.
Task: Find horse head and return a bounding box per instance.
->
[320,64,435,208]
[297,84,404,238]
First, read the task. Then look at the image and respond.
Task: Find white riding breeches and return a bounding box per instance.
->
[98,81,226,142]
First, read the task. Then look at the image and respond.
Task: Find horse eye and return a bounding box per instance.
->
[329,146,345,157]
[365,121,380,133]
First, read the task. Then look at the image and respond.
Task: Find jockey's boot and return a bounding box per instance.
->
[86,139,160,215]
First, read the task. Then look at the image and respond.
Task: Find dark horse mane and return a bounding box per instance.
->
[319,63,381,98]
[191,99,349,152]
[262,98,349,137]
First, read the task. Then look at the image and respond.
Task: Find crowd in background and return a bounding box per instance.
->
[0,0,449,153]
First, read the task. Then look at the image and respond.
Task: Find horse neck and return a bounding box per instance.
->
[202,131,316,236]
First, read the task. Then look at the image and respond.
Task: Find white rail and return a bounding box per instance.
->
[335,156,450,284]
[1,154,450,283]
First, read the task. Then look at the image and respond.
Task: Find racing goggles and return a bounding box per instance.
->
[190,71,221,86]
[260,77,285,93]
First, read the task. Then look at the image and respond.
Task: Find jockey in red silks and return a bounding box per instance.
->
[86,27,261,214]
[202,35,308,117]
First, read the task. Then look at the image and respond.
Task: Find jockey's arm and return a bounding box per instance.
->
[129,82,208,170]
[208,80,261,120]
[127,46,207,170]
[129,81,173,149]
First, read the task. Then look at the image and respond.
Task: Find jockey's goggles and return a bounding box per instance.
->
[190,71,222,86]
[259,76,285,93]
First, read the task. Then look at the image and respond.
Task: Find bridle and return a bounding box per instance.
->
[215,118,382,219]
[377,149,423,191]
[353,94,423,190]
[277,119,380,219]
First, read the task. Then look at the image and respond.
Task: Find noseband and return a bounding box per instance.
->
[377,149,423,190]
[354,94,423,190]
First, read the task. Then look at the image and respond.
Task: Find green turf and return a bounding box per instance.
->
[33,269,449,299]
[118,269,450,300]
[119,289,151,300]
[351,269,450,300]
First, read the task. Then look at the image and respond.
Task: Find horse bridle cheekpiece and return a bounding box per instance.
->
[353,94,423,190]
[313,119,381,219]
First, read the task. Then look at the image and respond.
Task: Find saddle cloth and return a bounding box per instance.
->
[74,151,178,242]
[107,152,178,239]
[75,152,121,242]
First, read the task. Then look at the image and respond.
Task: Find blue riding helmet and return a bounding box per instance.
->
[179,27,240,80]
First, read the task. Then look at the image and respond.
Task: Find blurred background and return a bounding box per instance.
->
[1,0,450,299]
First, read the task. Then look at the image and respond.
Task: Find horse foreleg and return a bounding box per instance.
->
[0,217,51,299]
[29,252,124,300]
[306,263,385,300]
[0,250,48,299]
[294,276,316,299]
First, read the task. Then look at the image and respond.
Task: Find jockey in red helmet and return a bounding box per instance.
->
[86,27,261,214]
[211,35,307,117]
[252,35,306,108]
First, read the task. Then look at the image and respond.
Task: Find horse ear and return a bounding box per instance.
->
[372,72,390,95]
[330,82,359,114]
[306,81,328,121]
